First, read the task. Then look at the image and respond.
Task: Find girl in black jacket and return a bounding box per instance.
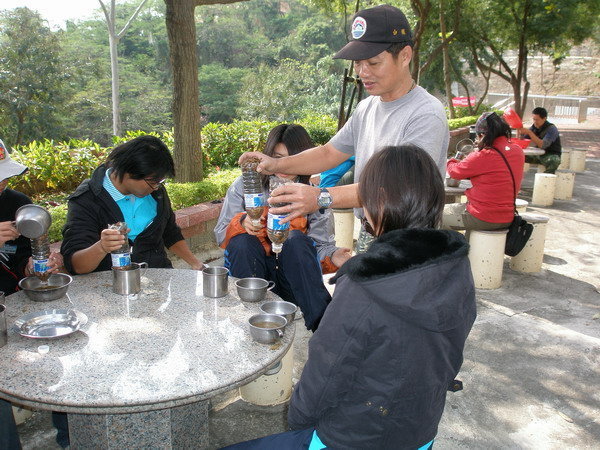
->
[224,145,476,449]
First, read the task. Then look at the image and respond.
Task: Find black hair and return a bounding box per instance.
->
[358,145,444,235]
[386,41,413,59]
[478,112,512,150]
[261,124,313,189]
[106,135,175,182]
[532,107,548,119]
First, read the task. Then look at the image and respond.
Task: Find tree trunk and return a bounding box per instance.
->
[439,1,454,119]
[109,33,122,136]
[165,0,203,182]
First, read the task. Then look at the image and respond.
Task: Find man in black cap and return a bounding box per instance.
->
[239,5,449,237]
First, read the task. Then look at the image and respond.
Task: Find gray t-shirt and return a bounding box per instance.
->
[329,86,449,181]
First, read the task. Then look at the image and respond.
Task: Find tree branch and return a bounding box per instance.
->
[117,0,150,38]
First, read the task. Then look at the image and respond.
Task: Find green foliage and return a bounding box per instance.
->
[448,116,479,130]
[165,169,241,211]
[9,140,107,196]
[198,64,250,123]
[48,204,68,243]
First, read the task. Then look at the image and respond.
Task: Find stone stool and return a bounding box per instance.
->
[509,213,550,273]
[558,148,571,170]
[516,198,528,214]
[468,229,508,289]
[554,169,575,200]
[523,162,530,172]
[569,148,587,172]
[531,173,556,206]
[12,404,33,425]
[240,346,294,406]
[333,208,355,250]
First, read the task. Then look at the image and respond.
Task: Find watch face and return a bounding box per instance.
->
[318,191,333,208]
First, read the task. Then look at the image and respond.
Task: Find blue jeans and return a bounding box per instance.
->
[224,231,331,331]
[0,399,21,450]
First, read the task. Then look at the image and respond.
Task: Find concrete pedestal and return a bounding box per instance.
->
[532,173,556,206]
[12,404,33,425]
[240,347,293,406]
[569,149,587,172]
[333,209,355,250]
[536,164,547,173]
[516,198,528,214]
[523,162,530,172]
[468,229,508,289]
[554,170,575,200]
[69,400,209,449]
[509,213,550,273]
[558,149,571,170]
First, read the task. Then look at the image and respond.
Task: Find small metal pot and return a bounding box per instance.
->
[248,313,287,344]
[446,177,461,187]
[15,204,52,239]
[18,273,72,302]
[260,300,297,324]
[235,278,275,303]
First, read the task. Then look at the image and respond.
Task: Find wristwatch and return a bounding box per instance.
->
[317,188,333,213]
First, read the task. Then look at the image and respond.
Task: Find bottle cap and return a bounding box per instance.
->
[272,243,283,254]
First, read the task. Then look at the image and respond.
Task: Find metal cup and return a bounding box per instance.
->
[14,204,52,239]
[0,293,7,347]
[112,262,148,295]
[202,266,229,298]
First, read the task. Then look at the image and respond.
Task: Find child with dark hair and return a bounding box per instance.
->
[214,124,351,331]
[443,111,525,231]
[61,135,204,274]
[223,145,476,449]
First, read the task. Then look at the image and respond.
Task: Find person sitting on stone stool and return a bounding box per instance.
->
[518,106,562,174]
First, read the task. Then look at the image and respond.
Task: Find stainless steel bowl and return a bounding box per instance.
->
[446,177,461,188]
[235,278,275,302]
[18,273,73,302]
[260,300,297,324]
[248,313,287,344]
[15,204,52,239]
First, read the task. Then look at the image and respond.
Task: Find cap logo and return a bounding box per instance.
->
[0,142,5,161]
[351,16,367,40]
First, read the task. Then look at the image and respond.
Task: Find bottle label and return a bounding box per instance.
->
[244,193,265,208]
[33,258,49,274]
[268,213,290,231]
[111,253,131,268]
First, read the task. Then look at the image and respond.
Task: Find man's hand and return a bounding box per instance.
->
[99,228,127,253]
[238,152,279,175]
[518,128,533,137]
[332,248,352,267]
[268,183,321,223]
[0,221,19,247]
[26,251,64,276]
[242,214,264,235]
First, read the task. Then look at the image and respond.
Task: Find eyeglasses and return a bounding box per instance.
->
[143,178,166,190]
[360,216,376,236]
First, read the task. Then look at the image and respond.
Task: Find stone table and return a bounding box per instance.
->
[0,269,293,449]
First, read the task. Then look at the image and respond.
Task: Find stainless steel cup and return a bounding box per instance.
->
[112,262,148,295]
[14,204,52,239]
[248,313,287,344]
[202,266,229,298]
[0,293,7,347]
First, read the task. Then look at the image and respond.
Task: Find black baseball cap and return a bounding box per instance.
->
[333,5,413,61]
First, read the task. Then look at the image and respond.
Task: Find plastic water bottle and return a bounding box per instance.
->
[241,157,265,227]
[31,234,50,283]
[267,176,291,254]
[108,222,131,270]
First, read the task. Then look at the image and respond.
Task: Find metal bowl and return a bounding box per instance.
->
[18,273,73,302]
[248,313,287,344]
[15,204,52,239]
[446,177,461,188]
[235,278,275,303]
[260,300,297,324]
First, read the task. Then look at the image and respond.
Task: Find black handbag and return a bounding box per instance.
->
[489,146,533,257]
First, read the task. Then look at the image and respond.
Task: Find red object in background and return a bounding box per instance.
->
[452,96,477,107]
[503,107,523,129]
[510,138,531,149]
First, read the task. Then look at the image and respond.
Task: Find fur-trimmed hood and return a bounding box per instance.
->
[331,228,472,332]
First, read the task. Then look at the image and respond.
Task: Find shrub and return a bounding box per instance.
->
[166,168,241,210]
[48,204,68,243]
[448,116,480,130]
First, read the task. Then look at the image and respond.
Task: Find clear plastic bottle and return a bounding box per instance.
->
[108,222,131,270]
[241,157,265,227]
[267,176,291,254]
[31,234,50,284]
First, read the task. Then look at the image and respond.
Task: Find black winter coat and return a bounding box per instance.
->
[61,165,184,274]
[288,228,477,449]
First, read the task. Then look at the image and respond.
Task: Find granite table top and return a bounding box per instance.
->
[444,179,473,194]
[0,269,294,414]
[523,148,545,156]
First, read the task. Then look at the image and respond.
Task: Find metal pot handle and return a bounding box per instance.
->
[266,281,276,291]
[276,328,284,339]
[139,262,148,276]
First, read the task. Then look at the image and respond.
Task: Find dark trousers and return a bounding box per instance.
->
[0,399,21,450]
[221,427,314,449]
[52,411,69,448]
[224,231,331,331]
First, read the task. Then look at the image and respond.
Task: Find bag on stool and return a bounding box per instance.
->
[505,214,533,257]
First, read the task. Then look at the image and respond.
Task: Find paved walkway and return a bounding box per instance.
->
[16,118,600,449]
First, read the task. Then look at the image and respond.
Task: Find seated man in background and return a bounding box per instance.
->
[61,135,204,274]
[518,107,562,174]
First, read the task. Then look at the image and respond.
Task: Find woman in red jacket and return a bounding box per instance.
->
[443,112,524,231]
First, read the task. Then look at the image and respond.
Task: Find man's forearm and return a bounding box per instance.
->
[277,144,350,176]
[328,183,361,209]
